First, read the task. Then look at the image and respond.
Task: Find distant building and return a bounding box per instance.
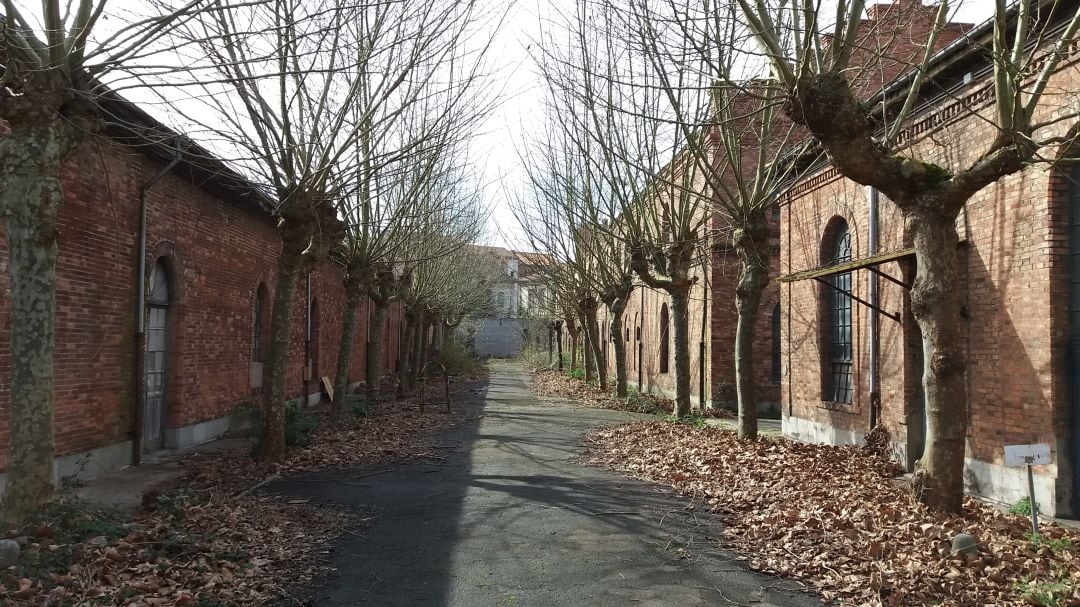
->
[462,245,552,357]
[472,245,551,319]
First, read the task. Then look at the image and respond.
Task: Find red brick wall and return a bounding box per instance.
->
[0,138,403,471]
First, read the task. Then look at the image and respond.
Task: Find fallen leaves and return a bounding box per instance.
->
[2,377,483,606]
[583,421,1080,606]
[533,369,673,414]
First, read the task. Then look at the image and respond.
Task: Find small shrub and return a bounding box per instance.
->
[285,402,318,447]
[664,412,707,430]
[517,345,552,371]
[9,500,132,579]
[567,368,586,380]
[626,392,662,414]
[1010,496,1040,517]
[438,340,484,376]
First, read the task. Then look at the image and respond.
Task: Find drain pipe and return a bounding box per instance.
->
[699,265,708,409]
[304,272,312,404]
[868,186,881,430]
[133,144,184,465]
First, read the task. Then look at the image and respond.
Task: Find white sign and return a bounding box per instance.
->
[1004,443,1051,466]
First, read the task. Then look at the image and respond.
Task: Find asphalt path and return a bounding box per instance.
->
[274,361,819,607]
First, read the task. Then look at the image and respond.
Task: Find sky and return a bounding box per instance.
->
[11,0,998,252]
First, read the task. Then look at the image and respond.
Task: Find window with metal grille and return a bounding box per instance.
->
[827,224,853,403]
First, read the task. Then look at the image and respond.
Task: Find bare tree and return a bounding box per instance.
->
[513,110,636,395]
[735,0,1080,510]
[0,0,219,522]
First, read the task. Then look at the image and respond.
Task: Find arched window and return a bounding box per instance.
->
[659,303,670,374]
[253,283,267,363]
[771,302,781,383]
[825,221,853,403]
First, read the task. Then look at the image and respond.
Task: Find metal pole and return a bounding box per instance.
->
[1027,461,1040,535]
[868,186,881,429]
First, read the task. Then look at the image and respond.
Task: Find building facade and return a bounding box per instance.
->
[778,0,1080,515]
[0,103,404,495]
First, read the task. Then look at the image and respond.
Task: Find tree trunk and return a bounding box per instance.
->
[909,210,967,512]
[733,217,771,439]
[2,168,63,523]
[332,281,363,413]
[583,312,596,384]
[671,288,692,417]
[565,316,580,371]
[366,301,388,398]
[609,302,628,397]
[584,304,607,391]
[259,241,306,461]
[399,310,416,397]
[414,315,428,385]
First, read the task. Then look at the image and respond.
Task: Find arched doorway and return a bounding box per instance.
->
[144,259,170,451]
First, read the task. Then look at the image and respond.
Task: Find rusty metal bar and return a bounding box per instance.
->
[419,360,450,413]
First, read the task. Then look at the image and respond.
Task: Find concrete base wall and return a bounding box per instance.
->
[0,408,259,499]
[964,457,1059,517]
[0,439,134,499]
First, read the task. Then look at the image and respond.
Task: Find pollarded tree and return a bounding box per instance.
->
[513,107,635,395]
[172,0,487,460]
[330,4,497,404]
[0,0,220,523]
[537,0,713,415]
[626,0,803,437]
[735,0,1080,510]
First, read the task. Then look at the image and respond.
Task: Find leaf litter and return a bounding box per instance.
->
[583,421,1080,606]
[1,377,483,606]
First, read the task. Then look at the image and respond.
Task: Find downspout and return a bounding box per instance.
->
[700,262,708,409]
[637,285,644,390]
[304,272,312,404]
[133,144,184,465]
[868,186,881,429]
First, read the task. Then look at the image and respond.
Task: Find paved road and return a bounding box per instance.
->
[275,361,818,607]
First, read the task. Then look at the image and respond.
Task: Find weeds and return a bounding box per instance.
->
[1010,496,1040,517]
[1017,569,1077,606]
[1028,533,1073,553]
[438,340,486,377]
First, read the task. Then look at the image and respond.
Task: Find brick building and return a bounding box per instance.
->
[778,0,1080,515]
[0,99,404,495]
